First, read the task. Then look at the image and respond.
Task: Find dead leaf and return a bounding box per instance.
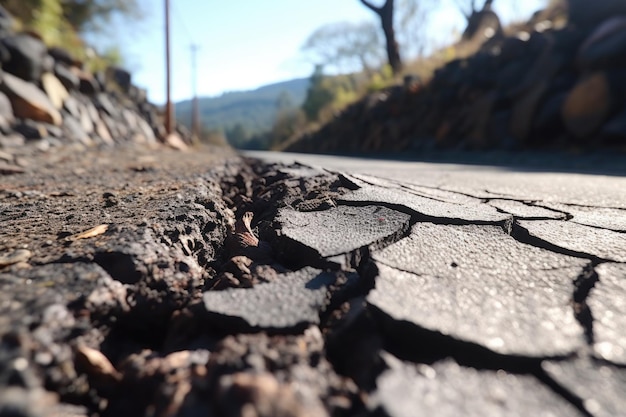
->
[75,345,122,383]
[72,224,109,240]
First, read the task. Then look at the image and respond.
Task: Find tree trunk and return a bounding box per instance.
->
[360,0,402,75]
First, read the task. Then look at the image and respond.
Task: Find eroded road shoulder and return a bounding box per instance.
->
[1,148,625,416]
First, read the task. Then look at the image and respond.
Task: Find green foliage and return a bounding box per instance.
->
[2,0,138,70]
[224,123,248,147]
[302,65,335,122]
[366,64,395,92]
[269,108,307,150]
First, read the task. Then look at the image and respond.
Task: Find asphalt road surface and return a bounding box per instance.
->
[245,150,626,417]
[2,145,625,416]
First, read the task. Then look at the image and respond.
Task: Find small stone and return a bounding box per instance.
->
[0,249,31,267]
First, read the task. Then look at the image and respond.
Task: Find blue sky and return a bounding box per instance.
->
[115,0,546,104]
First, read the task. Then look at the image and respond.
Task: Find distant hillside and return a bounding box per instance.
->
[176,77,309,146]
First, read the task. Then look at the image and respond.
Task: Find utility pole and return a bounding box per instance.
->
[164,0,174,135]
[190,43,200,141]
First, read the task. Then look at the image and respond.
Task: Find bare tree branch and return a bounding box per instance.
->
[359,0,382,12]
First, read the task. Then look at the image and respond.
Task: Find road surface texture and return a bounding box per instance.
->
[1,145,625,417]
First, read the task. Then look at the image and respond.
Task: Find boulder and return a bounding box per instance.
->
[577,17,626,70]
[106,66,132,92]
[48,46,76,67]
[0,90,15,126]
[1,33,47,82]
[568,0,626,31]
[41,72,69,110]
[562,72,611,139]
[563,69,626,139]
[0,4,14,35]
[0,71,62,126]
[54,63,80,91]
[63,115,93,146]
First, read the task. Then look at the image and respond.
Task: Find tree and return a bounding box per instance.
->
[453,0,502,41]
[359,0,402,75]
[395,0,435,59]
[301,21,384,75]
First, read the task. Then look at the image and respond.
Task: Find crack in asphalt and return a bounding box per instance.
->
[3,154,623,417]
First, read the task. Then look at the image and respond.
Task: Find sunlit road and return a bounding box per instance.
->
[245,150,626,208]
[241,149,626,415]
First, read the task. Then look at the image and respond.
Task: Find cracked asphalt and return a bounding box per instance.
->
[1,146,625,416]
[247,150,626,417]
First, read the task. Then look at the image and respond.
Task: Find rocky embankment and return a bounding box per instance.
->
[288,0,626,154]
[0,5,190,176]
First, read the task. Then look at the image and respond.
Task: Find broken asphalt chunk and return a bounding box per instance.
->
[588,263,626,365]
[488,199,567,220]
[516,220,626,262]
[369,355,584,417]
[201,267,359,332]
[340,176,512,225]
[370,224,588,357]
[543,357,626,417]
[277,205,411,258]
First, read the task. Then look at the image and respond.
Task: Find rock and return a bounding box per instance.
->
[0,90,15,126]
[64,115,93,146]
[54,63,79,91]
[578,16,626,70]
[0,133,25,147]
[165,132,188,150]
[588,263,626,365]
[94,93,119,118]
[106,66,132,92]
[62,95,80,119]
[41,72,69,110]
[370,223,588,357]
[516,220,626,262]
[95,118,114,146]
[568,0,626,30]
[47,46,76,67]
[543,357,626,417]
[137,116,157,144]
[1,71,62,126]
[14,120,48,140]
[370,355,585,417]
[0,162,24,175]
[562,72,611,139]
[1,33,47,82]
[216,372,317,417]
[76,70,99,95]
[0,4,14,35]
[201,267,359,332]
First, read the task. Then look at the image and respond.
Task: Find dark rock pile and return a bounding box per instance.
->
[0,5,190,173]
[288,0,626,154]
